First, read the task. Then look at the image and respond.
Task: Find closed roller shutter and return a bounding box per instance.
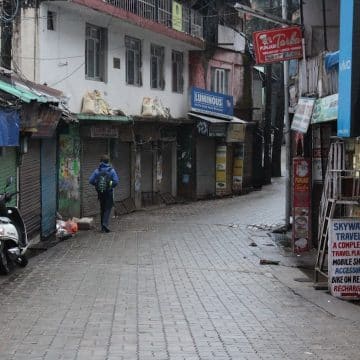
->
[41,139,57,238]
[112,142,131,201]
[81,138,108,216]
[196,137,215,198]
[20,139,41,238]
[159,142,172,194]
[0,147,17,207]
[141,144,153,193]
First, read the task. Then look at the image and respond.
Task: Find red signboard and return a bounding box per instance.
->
[293,158,311,253]
[253,26,303,64]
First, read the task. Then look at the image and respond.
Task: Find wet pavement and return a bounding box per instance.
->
[0,177,359,360]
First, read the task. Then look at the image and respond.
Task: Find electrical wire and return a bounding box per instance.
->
[0,0,19,22]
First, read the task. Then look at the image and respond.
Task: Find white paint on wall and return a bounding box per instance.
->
[19,3,194,118]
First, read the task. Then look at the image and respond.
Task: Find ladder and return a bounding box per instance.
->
[315,141,360,284]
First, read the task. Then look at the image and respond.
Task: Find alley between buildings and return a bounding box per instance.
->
[0,177,359,360]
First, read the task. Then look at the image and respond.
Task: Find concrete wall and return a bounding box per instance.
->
[16,3,193,117]
[302,0,340,56]
[189,49,246,111]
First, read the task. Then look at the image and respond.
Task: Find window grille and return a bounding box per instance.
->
[125,36,142,86]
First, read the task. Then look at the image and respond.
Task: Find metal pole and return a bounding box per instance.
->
[282,0,291,228]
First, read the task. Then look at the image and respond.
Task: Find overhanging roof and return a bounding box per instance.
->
[0,68,65,104]
[76,113,133,122]
[0,79,50,103]
[188,112,247,124]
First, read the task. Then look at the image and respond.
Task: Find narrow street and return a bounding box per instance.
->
[0,178,359,360]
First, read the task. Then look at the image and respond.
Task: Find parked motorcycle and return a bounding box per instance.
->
[0,176,28,275]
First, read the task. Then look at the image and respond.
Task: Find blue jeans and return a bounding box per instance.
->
[99,192,113,230]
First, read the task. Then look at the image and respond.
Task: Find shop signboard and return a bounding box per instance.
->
[208,124,227,137]
[291,98,316,133]
[226,123,246,142]
[292,158,311,253]
[216,145,227,194]
[191,87,233,119]
[91,126,118,138]
[253,26,303,64]
[338,0,360,137]
[311,94,338,124]
[329,219,360,300]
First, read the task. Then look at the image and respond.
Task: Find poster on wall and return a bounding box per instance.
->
[293,158,311,253]
[312,125,332,182]
[291,98,316,133]
[233,144,244,192]
[216,145,227,194]
[172,1,183,31]
[329,219,360,300]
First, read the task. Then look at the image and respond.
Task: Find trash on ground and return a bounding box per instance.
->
[249,241,258,247]
[56,219,78,239]
[259,259,280,265]
[72,217,94,230]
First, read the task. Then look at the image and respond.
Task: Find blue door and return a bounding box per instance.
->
[41,139,57,238]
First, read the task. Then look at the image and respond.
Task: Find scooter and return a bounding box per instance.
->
[0,176,28,275]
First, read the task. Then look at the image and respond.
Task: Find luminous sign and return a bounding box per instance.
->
[191,87,233,119]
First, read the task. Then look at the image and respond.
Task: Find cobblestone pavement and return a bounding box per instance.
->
[0,178,359,360]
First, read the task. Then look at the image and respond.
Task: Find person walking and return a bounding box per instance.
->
[89,154,119,233]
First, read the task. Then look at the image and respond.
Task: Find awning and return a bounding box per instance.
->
[188,112,247,124]
[77,113,133,123]
[0,109,19,146]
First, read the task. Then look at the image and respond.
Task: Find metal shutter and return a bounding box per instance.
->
[81,138,108,216]
[0,147,17,207]
[159,142,172,194]
[41,139,57,238]
[112,142,131,201]
[141,144,153,192]
[196,137,215,198]
[20,139,41,238]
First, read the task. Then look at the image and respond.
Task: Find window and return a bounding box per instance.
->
[150,44,165,90]
[172,50,184,93]
[85,24,107,81]
[47,11,56,31]
[211,67,230,95]
[125,36,142,86]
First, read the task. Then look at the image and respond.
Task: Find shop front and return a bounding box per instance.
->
[133,119,178,207]
[77,114,133,217]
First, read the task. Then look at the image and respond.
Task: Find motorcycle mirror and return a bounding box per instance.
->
[5,176,13,188]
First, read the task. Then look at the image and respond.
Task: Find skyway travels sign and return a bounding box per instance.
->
[329,219,360,300]
[253,26,303,64]
[191,87,234,119]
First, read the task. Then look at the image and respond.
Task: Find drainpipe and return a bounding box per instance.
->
[282,0,291,229]
[322,0,328,51]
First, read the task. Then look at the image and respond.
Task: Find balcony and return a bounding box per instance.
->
[104,0,203,38]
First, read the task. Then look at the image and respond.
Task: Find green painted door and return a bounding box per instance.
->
[0,147,17,206]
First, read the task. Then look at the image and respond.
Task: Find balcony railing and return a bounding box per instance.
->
[105,0,203,38]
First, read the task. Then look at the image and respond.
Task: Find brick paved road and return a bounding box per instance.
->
[0,178,359,360]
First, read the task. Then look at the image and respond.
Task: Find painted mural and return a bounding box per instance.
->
[58,126,81,217]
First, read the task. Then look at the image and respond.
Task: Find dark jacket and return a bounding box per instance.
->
[89,162,119,192]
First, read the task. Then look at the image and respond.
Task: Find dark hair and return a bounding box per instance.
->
[100,154,110,163]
